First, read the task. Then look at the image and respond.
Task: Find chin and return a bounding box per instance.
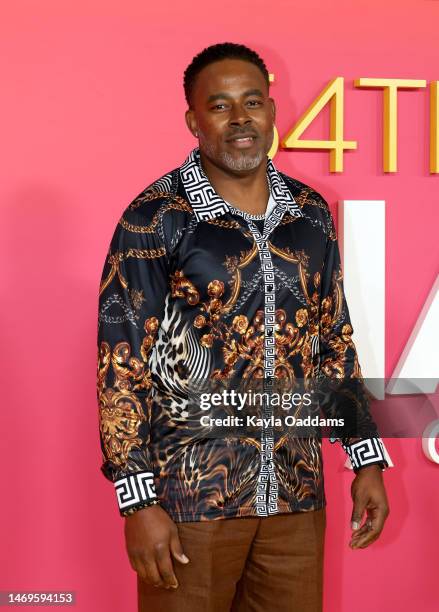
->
[219,149,265,172]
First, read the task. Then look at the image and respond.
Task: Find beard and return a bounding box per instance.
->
[217,149,265,171]
[198,130,266,172]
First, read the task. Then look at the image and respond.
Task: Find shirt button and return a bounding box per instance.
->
[267,284,273,292]
[266,329,273,336]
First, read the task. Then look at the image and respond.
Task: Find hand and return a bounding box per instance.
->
[349,464,389,549]
[124,504,190,589]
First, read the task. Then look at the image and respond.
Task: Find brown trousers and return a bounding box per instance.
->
[137,508,326,612]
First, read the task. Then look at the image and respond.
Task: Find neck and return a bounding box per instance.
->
[198,149,270,215]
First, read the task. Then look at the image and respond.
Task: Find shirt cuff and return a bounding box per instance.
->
[340,437,389,473]
[114,471,159,517]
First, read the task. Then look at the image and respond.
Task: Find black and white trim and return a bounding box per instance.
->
[114,471,158,513]
[179,149,230,220]
[179,148,303,223]
[342,437,388,472]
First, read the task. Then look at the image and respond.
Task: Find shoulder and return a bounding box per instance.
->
[279,170,329,212]
[122,167,191,222]
[116,167,194,252]
[278,170,336,240]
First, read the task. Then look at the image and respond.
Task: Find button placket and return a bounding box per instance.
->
[204,200,291,516]
[258,234,278,516]
[242,217,284,517]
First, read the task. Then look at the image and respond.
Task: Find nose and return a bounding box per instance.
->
[228,103,252,127]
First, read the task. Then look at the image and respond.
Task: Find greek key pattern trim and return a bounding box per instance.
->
[229,211,282,516]
[179,147,304,223]
[342,437,387,470]
[179,149,230,221]
[114,471,158,510]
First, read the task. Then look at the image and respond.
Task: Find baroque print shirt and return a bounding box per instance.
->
[96,147,391,520]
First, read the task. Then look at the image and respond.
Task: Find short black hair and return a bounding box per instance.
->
[183,42,270,108]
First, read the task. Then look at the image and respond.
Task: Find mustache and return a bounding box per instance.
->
[226,129,259,140]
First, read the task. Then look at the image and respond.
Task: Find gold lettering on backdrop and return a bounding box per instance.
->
[280,77,357,172]
[269,126,279,160]
[430,81,439,174]
[354,78,427,172]
[268,74,436,172]
[268,72,279,159]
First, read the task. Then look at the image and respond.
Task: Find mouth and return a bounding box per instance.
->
[226,135,258,149]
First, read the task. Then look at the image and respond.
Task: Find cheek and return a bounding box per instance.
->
[258,114,274,133]
[199,117,227,138]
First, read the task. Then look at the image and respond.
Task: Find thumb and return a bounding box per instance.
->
[351,499,366,531]
[170,532,190,564]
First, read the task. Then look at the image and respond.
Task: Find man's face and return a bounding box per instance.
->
[185,59,276,173]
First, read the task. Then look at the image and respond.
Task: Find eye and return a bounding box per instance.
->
[212,103,227,110]
[247,100,262,106]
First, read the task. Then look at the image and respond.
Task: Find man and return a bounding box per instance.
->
[96,42,391,612]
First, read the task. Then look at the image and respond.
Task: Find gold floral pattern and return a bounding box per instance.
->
[97,316,159,469]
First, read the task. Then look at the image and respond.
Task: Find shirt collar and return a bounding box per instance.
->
[179,147,303,222]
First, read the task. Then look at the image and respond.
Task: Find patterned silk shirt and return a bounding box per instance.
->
[96,147,391,520]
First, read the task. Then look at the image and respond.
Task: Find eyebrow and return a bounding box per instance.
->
[206,89,265,103]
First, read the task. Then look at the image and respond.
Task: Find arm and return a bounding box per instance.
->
[317,203,391,548]
[97,198,169,516]
[317,205,390,471]
[96,195,189,587]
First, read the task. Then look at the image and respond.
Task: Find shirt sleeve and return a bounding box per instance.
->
[96,197,170,516]
[317,203,392,474]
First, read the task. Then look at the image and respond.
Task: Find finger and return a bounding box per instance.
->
[351,514,381,548]
[140,557,164,588]
[349,522,370,540]
[351,497,367,531]
[352,511,373,535]
[350,529,379,549]
[367,504,387,536]
[349,517,374,545]
[169,531,190,565]
[128,555,141,575]
[351,507,380,546]
[155,546,179,589]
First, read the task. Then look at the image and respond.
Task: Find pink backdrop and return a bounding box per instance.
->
[1,1,438,610]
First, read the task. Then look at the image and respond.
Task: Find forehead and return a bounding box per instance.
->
[192,58,268,100]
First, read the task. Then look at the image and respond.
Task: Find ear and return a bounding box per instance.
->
[185,108,198,138]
